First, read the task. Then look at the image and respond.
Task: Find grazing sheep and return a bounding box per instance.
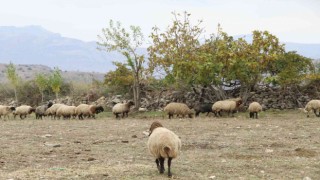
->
[248,102,263,119]
[304,99,320,117]
[13,105,36,119]
[193,103,213,117]
[212,97,242,117]
[56,105,77,119]
[0,105,16,120]
[35,101,53,119]
[147,121,181,177]
[45,103,64,119]
[75,104,104,120]
[112,101,135,119]
[163,102,194,119]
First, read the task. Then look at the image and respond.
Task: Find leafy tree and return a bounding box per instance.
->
[6,62,20,102]
[49,68,63,99]
[98,20,145,109]
[271,51,314,87]
[35,73,49,102]
[148,11,204,88]
[104,62,134,94]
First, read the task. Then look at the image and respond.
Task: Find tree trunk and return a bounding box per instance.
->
[133,74,141,110]
[14,88,18,103]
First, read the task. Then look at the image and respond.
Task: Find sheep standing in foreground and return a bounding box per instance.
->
[13,105,36,119]
[35,101,53,119]
[163,102,194,119]
[112,101,134,119]
[75,104,104,120]
[248,102,263,119]
[193,103,213,117]
[304,99,320,117]
[0,105,16,120]
[212,97,242,117]
[147,121,181,177]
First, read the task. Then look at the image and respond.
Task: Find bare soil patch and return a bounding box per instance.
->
[0,110,319,179]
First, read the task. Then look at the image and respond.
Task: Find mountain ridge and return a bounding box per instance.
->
[0,26,319,75]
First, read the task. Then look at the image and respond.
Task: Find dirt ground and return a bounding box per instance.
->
[0,110,319,180]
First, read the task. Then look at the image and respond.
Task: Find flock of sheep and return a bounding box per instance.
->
[1,97,319,121]
[162,98,320,120]
[0,102,104,120]
[1,97,320,177]
[146,98,320,177]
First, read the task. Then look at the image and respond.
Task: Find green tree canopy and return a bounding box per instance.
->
[98,19,145,109]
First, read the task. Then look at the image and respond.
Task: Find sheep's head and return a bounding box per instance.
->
[47,101,53,108]
[95,106,104,114]
[235,98,243,107]
[9,106,16,111]
[127,100,135,107]
[149,121,163,136]
[29,107,36,114]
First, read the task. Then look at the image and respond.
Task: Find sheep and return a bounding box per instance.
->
[163,102,194,119]
[212,97,242,117]
[75,104,104,120]
[112,101,135,119]
[13,105,36,119]
[56,105,77,119]
[45,103,64,119]
[304,99,320,118]
[248,101,263,119]
[147,121,181,177]
[35,101,53,119]
[193,103,213,117]
[0,105,16,120]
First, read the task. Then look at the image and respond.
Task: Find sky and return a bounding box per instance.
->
[0,0,319,45]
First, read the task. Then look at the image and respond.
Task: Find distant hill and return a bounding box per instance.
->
[0,25,141,73]
[0,63,105,83]
[0,26,319,74]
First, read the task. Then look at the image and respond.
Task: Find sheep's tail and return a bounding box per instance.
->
[164,146,171,158]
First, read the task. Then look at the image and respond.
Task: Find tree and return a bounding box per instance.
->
[98,20,145,109]
[271,51,314,87]
[148,11,204,88]
[35,73,49,102]
[104,62,134,94]
[49,68,63,99]
[6,62,20,102]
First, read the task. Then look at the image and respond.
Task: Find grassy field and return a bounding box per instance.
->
[0,110,319,179]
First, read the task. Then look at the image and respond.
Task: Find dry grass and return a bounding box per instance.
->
[0,110,319,179]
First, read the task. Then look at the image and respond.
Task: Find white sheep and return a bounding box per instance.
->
[0,105,16,120]
[13,105,36,119]
[147,121,181,177]
[304,99,320,118]
[163,102,194,119]
[56,105,77,119]
[45,103,64,119]
[248,101,263,119]
[75,104,104,120]
[112,101,135,119]
[212,97,242,117]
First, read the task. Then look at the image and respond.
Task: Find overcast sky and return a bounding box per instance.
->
[0,0,319,44]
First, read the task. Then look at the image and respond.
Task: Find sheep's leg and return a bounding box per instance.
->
[313,109,317,117]
[167,157,172,177]
[159,157,165,174]
[255,112,258,119]
[155,159,160,172]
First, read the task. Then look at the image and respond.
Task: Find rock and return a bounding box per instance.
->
[87,157,96,161]
[45,143,61,148]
